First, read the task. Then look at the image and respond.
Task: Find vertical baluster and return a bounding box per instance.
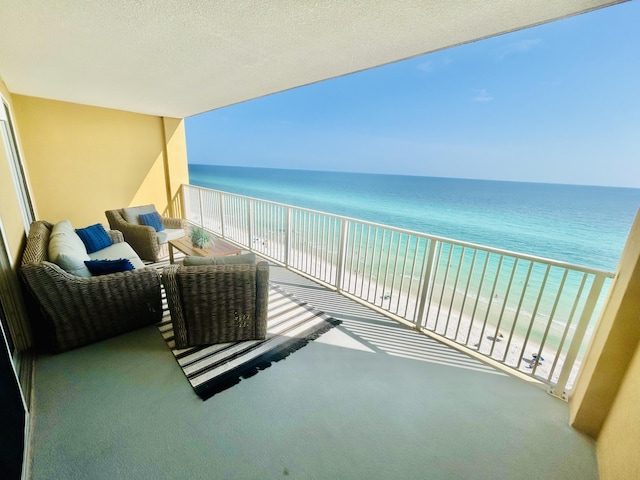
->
[517,264,551,370]
[551,273,605,399]
[532,269,569,378]
[358,224,370,298]
[406,236,422,322]
[434,243,455,333]
[455,249,477,343]
[394,234,411,315]
[219,194,225,239]
[336,219,348,291]
[548,273,588,385]
[247,200,253,251]
[380,231,395,309]
[285,207,291,267]
[502,262,534,363]
[444,246,465,338]
[424,241,444,330]
[416,239,438,329]
[490,257,518,358]
[465,251,490,347]
[478,255,505,351]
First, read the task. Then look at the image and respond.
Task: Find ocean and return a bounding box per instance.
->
[188,164,640,272]
[186,164,640,382]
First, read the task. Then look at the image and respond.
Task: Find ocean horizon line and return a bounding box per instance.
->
[188,162,640,191]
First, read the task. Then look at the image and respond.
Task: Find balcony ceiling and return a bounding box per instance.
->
[0,0,623,118]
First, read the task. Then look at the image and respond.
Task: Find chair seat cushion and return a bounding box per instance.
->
[183,253,255,266]
[156,228,184,245]
[89,242,146,269]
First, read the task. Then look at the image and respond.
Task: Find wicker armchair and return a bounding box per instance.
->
[20,221,162,353]
[162,261,269,348]
[105,205,187,262]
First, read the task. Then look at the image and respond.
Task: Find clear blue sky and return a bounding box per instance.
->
[185,1,640,188]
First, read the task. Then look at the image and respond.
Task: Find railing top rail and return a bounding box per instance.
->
[183,183,615,278]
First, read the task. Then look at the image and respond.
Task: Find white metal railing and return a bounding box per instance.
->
[181,184,614,399]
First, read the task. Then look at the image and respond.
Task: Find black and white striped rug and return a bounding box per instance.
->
[158,284,341,400]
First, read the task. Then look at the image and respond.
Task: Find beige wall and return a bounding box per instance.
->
[163,117,189,216]
[11,95,187,228]
[1,85,188,350]
[597,344,640,479]
[570,208,640,478]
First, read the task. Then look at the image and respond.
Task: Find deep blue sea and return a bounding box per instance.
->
[188,164,640,272]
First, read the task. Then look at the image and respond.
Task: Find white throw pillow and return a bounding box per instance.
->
[48,220,92,277]
[122,204,158,225]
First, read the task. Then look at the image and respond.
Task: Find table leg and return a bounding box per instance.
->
[169,243,175,264]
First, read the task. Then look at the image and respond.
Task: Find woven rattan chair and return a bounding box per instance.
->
[20,221,163,353]
[105,205,187,262]
[162,261,269,348]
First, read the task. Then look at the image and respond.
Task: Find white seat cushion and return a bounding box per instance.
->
[89,242,146,269]
[156,228,184,245]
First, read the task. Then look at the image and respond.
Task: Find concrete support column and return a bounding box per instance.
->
[570,207,640,439]
[162,117,189,217]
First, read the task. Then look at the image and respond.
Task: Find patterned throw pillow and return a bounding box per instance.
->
[84,258,134,276]
[75,224,113,254]
[138,211,165,232]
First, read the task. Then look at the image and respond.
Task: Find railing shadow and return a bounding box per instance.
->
[268,264,503,376]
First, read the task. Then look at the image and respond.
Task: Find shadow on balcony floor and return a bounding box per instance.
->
[29,264,598,480]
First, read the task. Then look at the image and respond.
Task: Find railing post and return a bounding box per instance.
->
[197,188,204,229]
[219,193,226,239]
[179,184,186,221]
[336,219,348,292]
[415,239,438,329]
[285,207,291,267]
[549,273,606,400]
[247,200,253,251]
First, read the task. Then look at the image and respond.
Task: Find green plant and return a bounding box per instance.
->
[190,226,212,249]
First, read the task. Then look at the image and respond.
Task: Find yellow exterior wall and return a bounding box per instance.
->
[162,117,189,217]
[11,95,185,228]
[597,344,640,479]
[570,208,640,478]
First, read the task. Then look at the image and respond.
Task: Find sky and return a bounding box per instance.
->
[185,1,640,188]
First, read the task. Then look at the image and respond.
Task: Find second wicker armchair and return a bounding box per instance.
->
[105,205,187,262]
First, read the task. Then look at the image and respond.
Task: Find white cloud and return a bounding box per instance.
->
[417,61,433,72]
[496,38,542,60]
[473,89,494,102]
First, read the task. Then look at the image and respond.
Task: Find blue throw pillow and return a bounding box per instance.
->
[75,224,113,254]
[138,211,165,232]
[84,258,134,276]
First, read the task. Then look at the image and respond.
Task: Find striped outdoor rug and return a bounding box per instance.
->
[158,284,340,400]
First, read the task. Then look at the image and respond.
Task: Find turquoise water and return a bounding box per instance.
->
[189,164,640,272]
[188,164,640,375]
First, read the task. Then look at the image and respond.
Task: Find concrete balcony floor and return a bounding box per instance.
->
[29,264,598,480]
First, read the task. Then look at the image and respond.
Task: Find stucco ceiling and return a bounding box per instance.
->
[0,0,623,118]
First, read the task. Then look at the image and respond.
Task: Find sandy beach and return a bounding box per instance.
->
[186,214,591,390]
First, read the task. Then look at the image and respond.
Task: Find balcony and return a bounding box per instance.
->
[178,184,614,399]
[30,263,598,479]
[24,184,612,478]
